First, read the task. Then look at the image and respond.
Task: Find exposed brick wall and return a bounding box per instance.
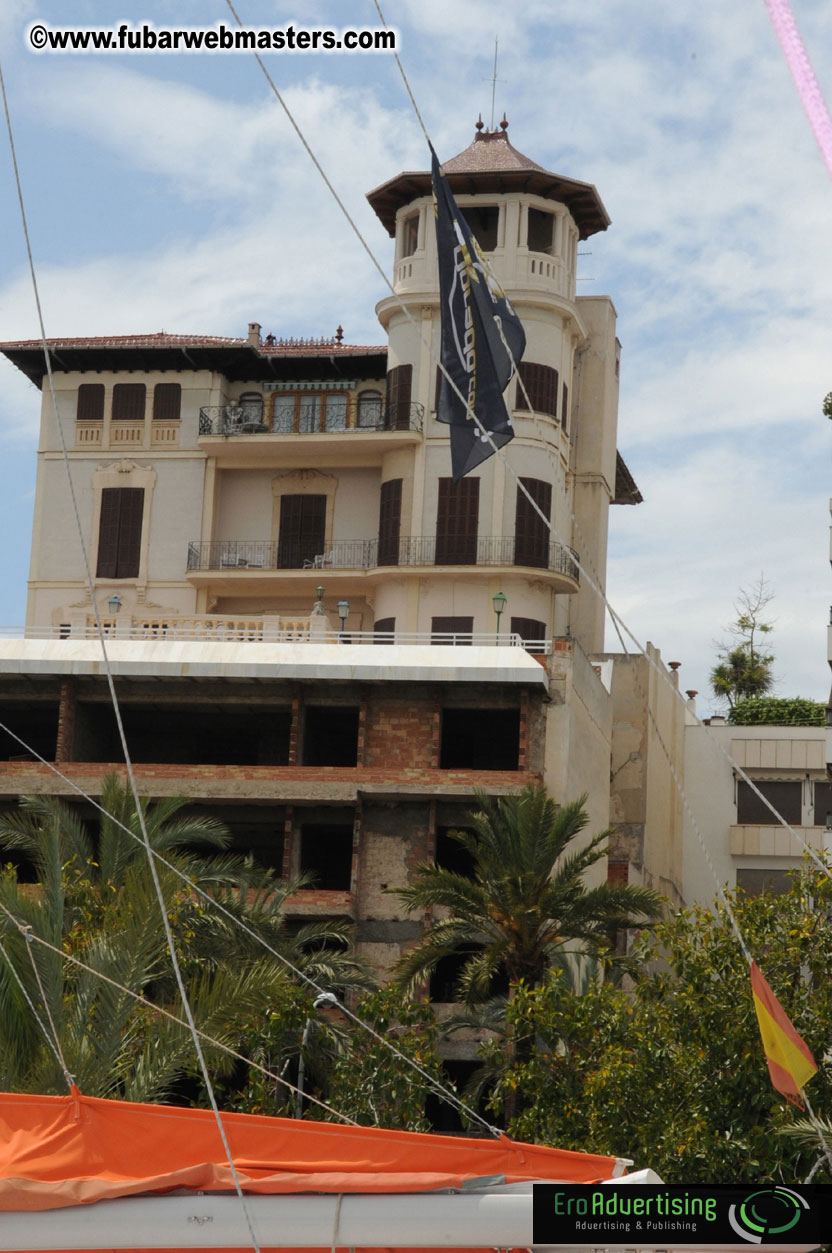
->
[287,686,301,766]
[356,690,367,767]
[356,800,432,921]
[519,690,529,770]
[55,680,76,763]
[363,693,440,770]
[282,805,294,880]
[0,761,540,790]
[607,859,629,885]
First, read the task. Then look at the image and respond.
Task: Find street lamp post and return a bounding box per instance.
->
[492,590,507,644]
[295,992,339,1118]
[336,599,349,641]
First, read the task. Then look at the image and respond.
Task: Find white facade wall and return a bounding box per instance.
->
[682,720,829,904]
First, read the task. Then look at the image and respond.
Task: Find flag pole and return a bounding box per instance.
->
[801,1091,832,1175]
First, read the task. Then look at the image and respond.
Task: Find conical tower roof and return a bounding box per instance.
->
[441,115,548,175]
[367,119,610,239]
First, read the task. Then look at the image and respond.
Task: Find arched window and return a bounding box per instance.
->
[357,389,383,428]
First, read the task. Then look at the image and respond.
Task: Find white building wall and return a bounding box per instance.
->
[682,720,829,904]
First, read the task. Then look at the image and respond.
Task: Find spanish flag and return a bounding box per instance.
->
[750,960,817,1107]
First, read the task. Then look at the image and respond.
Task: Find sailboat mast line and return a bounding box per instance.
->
[0,898,359,1125]
[1,57,263,1253]
[0,715,496,1137]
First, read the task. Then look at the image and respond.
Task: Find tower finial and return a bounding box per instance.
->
[500,113,509,131]
[475,113,484,133]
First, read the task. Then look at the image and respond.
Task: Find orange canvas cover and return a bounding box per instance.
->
[0,1089,619,1213]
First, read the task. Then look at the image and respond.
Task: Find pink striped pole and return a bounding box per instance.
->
[763,0,832,180]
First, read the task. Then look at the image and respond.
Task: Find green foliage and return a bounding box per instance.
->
[390,784,663,1001]
[479,870,832,1183]
[710,579,775,709]
[823,391,832,420]
[728,697,826,726]
[314,986,447,1131]
[0,778,370,1102]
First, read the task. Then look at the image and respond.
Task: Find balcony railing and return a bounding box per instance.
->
[186,536,580,581]
[7,622,551,653]
[198,401,424,437]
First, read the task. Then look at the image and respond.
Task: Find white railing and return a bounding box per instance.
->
[1,622,551,652]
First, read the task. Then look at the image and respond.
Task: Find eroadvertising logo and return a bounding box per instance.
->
[532,1183,832,1246]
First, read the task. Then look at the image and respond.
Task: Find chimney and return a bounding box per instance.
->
[247,321,262,347]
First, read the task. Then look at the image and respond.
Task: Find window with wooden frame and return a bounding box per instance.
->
[385,363,413,430]
[152,383,181,421]
[272,392,348,434]
[516,362,558,419]
[276,494,326,569]
[357,390,383,428]
[435,477,479,565]
[377,479,402,567]
[514,478,552,569]
[77,383,104,422]
[96,487,144,579]
[111,383,146,422]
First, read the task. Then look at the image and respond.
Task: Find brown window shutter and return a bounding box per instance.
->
[435,477,479,565]
[515,478,551,569]
[153,383,181,421]
[386,363,412,430]
[431,615,473,644]
[96,489,121,578]
[510,616,547,642]
[112,383,146,421]
[561,382,569,433]
[115,489,144,577]
[96,487,144,579]
[377,479,402,566]
[77,384,104,422]
[516,362,558,419]
[277,494,326,568]
[374,617,395,642]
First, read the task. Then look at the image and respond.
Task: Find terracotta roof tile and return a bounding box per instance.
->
[441,122,548,175]
[0,333,384,355]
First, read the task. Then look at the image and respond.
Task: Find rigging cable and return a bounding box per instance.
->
[0,898,359,1125]
[0,55,262,1252]
[0,934,74,1090]
[0,716,500,1138]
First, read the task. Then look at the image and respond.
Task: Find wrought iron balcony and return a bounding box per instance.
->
[186,536,579,581]
[198,401,423,437]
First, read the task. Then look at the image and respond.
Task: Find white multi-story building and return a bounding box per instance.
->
[0,123,687,992]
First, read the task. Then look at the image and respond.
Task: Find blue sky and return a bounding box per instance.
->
[0,0,830,712]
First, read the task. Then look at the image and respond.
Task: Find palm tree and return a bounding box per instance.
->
[391,784,663,1003]
[0,778,369,1101]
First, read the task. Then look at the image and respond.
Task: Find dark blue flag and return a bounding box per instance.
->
[431,147,525,480]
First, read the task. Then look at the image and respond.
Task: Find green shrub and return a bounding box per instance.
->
[728,696,826,726]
